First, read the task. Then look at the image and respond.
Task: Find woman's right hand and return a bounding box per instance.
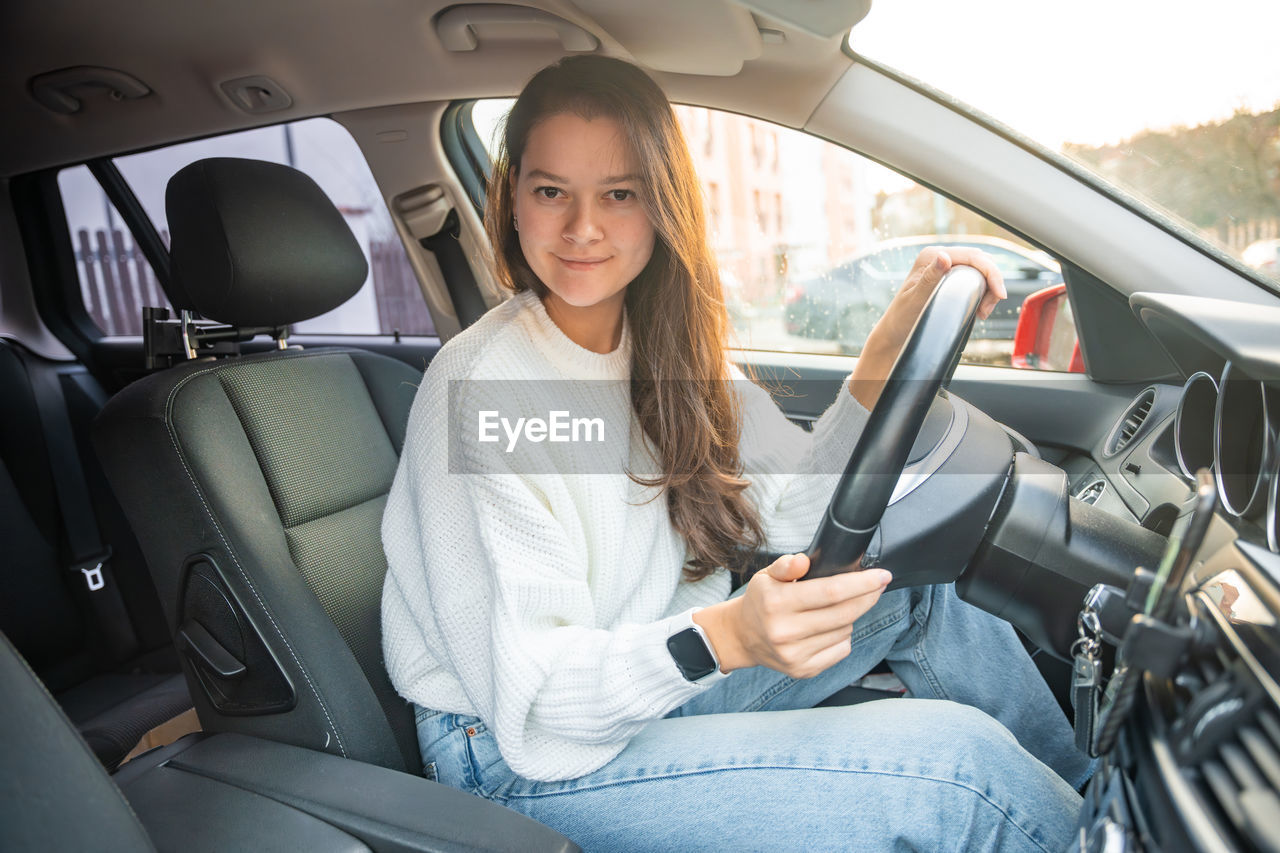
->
[693,554,891,679]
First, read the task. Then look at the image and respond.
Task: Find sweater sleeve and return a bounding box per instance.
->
[382,368,706,782]
[730,365,872,553]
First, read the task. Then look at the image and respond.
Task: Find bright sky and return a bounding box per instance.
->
[851,0,1280,149]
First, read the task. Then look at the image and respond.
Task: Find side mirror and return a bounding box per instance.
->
[1011,283,1084,372]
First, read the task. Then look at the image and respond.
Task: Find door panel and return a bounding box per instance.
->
[734,351,1140,454]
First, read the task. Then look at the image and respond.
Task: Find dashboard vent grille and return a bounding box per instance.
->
[1106,388,1157,456]
[1170,603,1280,853]
[1185,690,1280,851]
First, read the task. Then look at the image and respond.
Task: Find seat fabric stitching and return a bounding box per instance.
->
[159,349,382,759]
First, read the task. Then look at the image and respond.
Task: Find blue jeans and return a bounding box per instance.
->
[415,584,1090,851]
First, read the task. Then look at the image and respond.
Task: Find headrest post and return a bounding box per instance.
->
[180,310,198,360]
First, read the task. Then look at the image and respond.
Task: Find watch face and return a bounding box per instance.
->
[667,628,717,681]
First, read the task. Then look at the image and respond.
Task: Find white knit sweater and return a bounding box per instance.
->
[381,289,870,782]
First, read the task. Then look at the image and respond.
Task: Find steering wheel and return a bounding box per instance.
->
[804,265,986,581]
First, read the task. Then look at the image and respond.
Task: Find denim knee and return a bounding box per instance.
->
[496,701,1080,852]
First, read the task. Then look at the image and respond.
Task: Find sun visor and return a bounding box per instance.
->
[571,0,762,75]
[731,0,872,39]
[435,2,764,76]
[435,4,600,53]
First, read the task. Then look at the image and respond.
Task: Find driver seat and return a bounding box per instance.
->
[93,158,424,772]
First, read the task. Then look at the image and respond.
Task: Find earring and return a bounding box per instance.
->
[513,215,519,231]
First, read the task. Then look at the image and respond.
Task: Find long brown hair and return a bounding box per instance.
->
[484,55,764,580]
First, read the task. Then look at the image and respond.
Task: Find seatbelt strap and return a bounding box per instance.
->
[17,350,137,663]
[418,208,488,329]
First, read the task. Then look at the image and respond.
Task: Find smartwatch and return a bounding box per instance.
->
[666,610,726,683]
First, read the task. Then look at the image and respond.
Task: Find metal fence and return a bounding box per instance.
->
[370,236,435,336]
[73,228,436,337]
[1218,218,1280,255]
[74,228,170,337]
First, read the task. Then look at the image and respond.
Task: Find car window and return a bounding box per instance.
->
[469,101,1075,370]
[56,166,170,336]
[58,118,434,337]
[857,247,915,281]
[852,0,1280,294]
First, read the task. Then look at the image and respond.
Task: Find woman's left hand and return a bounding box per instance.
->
[847,247,1006,409]
[881,246,1006,339]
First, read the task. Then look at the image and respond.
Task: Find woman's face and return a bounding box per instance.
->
[513,112,656,321]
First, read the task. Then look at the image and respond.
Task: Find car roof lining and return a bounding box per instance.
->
[0,0,856,177]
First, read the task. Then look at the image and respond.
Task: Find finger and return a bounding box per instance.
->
[798,583,887,634]
[795,635,854,679]
[762,552,810,583]
[790,619,856,658]
[761,581,882,655]
[783,568,892,612]
[951,250,1004,300]
[975,263,1006,319]
[764,620,854,677]
[907,248,951,292]
[944,248,1006,319]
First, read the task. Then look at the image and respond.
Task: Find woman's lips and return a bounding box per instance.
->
[557,255,611,271]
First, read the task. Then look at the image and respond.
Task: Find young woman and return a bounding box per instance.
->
[382,55,1090,851]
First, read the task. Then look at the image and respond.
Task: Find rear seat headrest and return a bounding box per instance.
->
[165,158,368,328]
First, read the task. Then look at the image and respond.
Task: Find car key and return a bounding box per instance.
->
[1071,608,1103,755]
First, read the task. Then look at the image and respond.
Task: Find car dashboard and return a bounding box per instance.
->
[1071,293,1280,543]
[1064,292,1280,852]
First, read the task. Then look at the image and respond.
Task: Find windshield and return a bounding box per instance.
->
[851,0,1280,290]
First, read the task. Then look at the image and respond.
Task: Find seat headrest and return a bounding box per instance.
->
[165,158,369,327]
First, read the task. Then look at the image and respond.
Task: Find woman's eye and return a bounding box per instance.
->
[606,189,634,202]
[536,186,563,199]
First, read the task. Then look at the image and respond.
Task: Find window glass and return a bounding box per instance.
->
[851,0,1280,292]
[57,166,169,336]
[472,101,1073,370]
[59,118,433,336]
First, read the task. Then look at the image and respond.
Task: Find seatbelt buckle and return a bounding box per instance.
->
[71,548,113,592]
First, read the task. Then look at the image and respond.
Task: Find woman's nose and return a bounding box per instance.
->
[563,201,603,244]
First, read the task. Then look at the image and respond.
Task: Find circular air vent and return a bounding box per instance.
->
[1104,387,1157,457]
